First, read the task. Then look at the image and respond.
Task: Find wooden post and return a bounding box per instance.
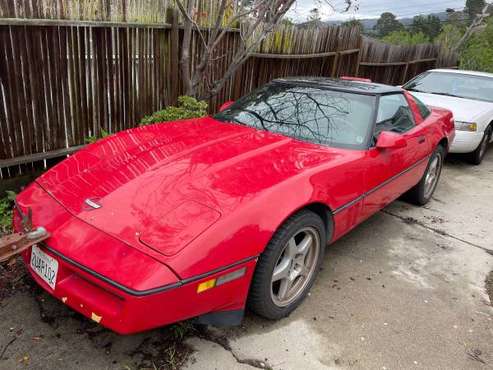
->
[331,52,339,78]
[354,49,362,77]
[402,62,410,85]
[167,8,179,105]
[354,35,363,77]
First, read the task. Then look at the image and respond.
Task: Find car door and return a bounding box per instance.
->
[359,93,430,220]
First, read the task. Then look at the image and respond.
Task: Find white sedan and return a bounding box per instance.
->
[404,69,493,165]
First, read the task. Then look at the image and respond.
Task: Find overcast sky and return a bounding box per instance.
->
[287,0,467,21]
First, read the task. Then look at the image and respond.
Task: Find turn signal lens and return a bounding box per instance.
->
[197,278,216,293]
[455,121,477,132]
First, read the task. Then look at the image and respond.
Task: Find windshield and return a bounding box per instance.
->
[214,83,376,149]
[404,71,493,103]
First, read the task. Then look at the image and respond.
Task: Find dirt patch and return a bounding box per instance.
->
[485,270,493,306]
[129,323,196,370]
[0,256,30,302]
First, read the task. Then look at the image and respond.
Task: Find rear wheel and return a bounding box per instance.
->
[467,125,492,165]
[248,210,326,319]
[406,145,445,206]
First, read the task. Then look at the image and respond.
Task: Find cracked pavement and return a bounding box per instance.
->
[1,151,493,369]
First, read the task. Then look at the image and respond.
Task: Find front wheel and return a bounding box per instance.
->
[467,125,492,165]
[406,145,445,206]
[248,210,326,320]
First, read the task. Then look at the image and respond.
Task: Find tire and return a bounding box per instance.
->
[247,210,327,320]
[467,125,492,165]
[406,145,446,206]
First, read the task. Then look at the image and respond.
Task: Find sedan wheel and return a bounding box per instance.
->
[469,125,492,165]
[248,210,327,319]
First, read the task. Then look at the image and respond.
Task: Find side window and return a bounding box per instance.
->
[375,94,415,137]
[412,95,431,119]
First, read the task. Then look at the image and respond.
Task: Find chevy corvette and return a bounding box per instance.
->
[13,78,455,334]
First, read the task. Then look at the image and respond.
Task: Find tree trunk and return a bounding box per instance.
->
[179,0,196,96]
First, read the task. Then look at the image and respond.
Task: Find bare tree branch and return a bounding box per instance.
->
[174,0,355,99]
[452,2,491,53]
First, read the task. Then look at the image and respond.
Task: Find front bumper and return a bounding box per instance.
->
[450,131,484,154]
[23,244,256,334]
[15,182,257,333]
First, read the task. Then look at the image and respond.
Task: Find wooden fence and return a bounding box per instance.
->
[0,0,238,25]
[0,3,458,181]
[358,37,456,85]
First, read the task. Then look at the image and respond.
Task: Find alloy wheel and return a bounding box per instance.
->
[270,227,321,307]
[424,152,442,199]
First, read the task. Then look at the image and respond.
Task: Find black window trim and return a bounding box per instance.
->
[370,92,416,148]
[410,94,432,120]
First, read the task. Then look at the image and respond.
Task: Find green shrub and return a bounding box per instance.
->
[382,30,429,45]
[460,18,493,73]
[140,96,208,125]
[84,128,110,144]
[0,191,16,235]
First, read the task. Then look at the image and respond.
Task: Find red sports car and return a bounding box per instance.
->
[14,78,455,334]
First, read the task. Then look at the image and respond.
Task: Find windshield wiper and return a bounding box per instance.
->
[232,118,247,126]
[406,88,426,93]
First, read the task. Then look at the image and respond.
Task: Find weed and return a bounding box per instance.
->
[0,190,16,235]
[85,128,110,144]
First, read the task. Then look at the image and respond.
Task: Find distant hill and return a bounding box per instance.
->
[300,11,463,32]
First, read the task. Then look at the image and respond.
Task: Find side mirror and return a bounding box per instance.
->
[375,131,407,149]
[218,100,234,112]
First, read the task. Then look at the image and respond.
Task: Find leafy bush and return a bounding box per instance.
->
[382,30,429,45]
[140,96,208,125]
[84,128,110,144]
[460,18,493,73]
[436,24,465,50]
[0,191,16,235]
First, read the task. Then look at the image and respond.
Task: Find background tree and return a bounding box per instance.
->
[341,18,363,31]
[382,30,429,45]
[460,17,493,72]
[446,8,467,25]
[308,8,321,22]
[453,1,491,52]
[465,0,486,21]
[374,12,404,37]
[281,17,295,26]
[436,24,465,49]
[410,15,442,40]
[173,0,354,98]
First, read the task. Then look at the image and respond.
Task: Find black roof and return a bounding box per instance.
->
[272,77,402,95]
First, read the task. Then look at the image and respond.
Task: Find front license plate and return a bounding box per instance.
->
[30,245,58,290]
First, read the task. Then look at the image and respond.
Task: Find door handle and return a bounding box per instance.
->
[418,136,426,144]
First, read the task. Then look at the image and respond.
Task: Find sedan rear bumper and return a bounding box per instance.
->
[23,245,257,334]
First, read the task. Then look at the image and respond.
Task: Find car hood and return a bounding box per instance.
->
[36,117,346,257]
[409,91,493,122]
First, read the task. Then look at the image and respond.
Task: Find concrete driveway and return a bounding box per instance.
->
[1,152,492,370]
